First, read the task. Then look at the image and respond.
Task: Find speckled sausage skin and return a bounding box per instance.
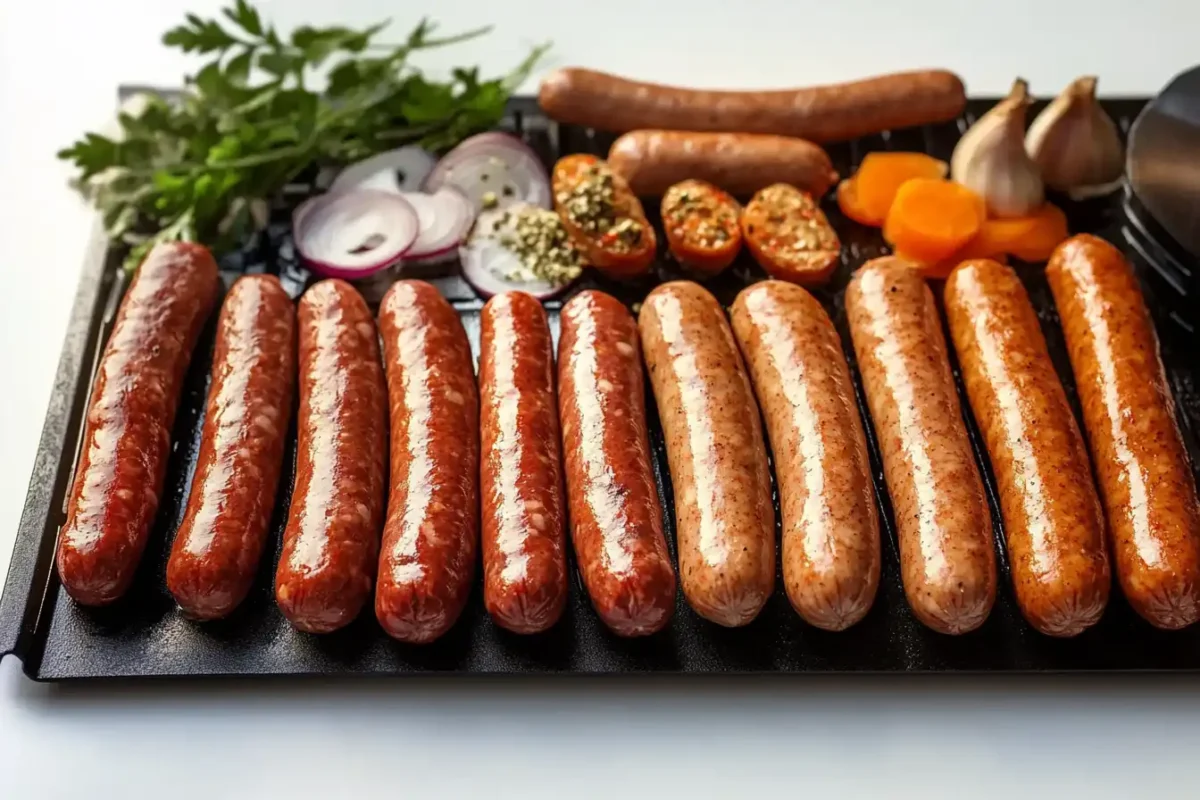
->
[638,281,775,627]
[845,258,996,635]
[945,259,1110,637]
[1047,235,1200,630]
[480,291,568,634]
[558,291,676,636]
[275,280,387,634]
[731,281,880,631]
[375,281,479,644]
[56,242,219,606]
[166,275,296,620]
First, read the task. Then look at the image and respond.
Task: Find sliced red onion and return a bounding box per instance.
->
[400,187,474,263]
[425,133,551,212]
[330,146,439,194]
[459,205,582,300]
[293,190,418,279]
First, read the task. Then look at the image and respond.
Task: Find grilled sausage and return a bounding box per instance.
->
[374,281,480,644]
[608,130,838,198]
[1047,234,1200,630]
[845,257,996,634]
[539,67,967,141]
[639,281,775,626]
[166,275,296,620]
[56,242,219,606]
[558,290,676,636]
[274,280,387,634]
[479,291,568,634]
[731,281,880,631]
[944,259,1110,637]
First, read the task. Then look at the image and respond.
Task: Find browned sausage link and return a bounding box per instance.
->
[166,275,297,620]
[731,281,880,631]
[845,258,996,635]
[56,242,219,606]
[558,290,676,636]
[275,280,387,634]
[608,131,838,198]
[1047,235,1200,629]
[538,67,966,141]
[944,259,1110,637]
[480,291,568,634]
[375,280,480,644]
[638,281,775,627]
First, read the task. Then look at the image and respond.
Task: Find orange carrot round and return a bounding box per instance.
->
[836,179,876,226]
[853,152,949,224]
[953,203,1069,263]
[884,179,985,264]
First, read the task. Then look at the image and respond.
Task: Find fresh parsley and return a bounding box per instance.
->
[58,0,548,271]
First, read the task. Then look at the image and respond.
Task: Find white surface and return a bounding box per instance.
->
[2,1,1199,797]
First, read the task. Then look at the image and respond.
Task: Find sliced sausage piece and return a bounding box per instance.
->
[845,257,996,634]
[480,291,568,634]
[731,281,880,631]
[944,259,1110,637]
[275,279,387,634]
[558,290,676,636]
[639,281,775,626]
[552,154,657,279]
[374,280,480,644]
[56,242,219,606]
[166,275,296,620]
[1046,234,1200,630]
[660,179,743,276]
[741,184,841,286]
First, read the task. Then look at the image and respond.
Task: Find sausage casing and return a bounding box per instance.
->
[944,259,1110,637]
[731,281,880,630]
[558,290,676,636]
[845,257,996,634]
[374,281,480,644]
[480,291,568,634]
[275,280,387,634]
[1047,234,1200,629]
[56,242,219,606]
[166,275,296,620]
[639,281,775,626]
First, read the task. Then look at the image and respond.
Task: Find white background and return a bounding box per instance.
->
[2,1,1200,798]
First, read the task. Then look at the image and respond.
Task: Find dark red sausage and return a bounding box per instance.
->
[479,291,568,634]
[274,280,387,634]
[374,281,480,644]
[166,275,296,620]
[56,242,219,606]
[558,291,676,636]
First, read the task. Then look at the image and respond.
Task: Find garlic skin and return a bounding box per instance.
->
[1026,76,1124,197]
[951,79,1045,218]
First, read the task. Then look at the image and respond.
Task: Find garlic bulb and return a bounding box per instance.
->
[1026,76,1124,197]
[951,79,1045,218]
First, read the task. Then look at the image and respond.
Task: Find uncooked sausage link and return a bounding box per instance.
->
[166,274,297,620]
[56,242,219,606]
[944,259,1110,637]
[375,280,480,644]
[845,257,996,635]
[274,279,387,634]
[479,291,568,634]
[1046,234,1200,630]
[558,290,676,636]
[638,280,775,627]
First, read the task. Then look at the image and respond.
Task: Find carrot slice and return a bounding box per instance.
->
[836,179,876,226]
[952,203,1069,263]
[883,179,985,264]
[851,152,948,225]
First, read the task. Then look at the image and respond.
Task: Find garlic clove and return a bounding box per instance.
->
[951,79,1045,218]
[1026,75,1125,196]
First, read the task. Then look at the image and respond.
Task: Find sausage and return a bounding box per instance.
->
[274,280,387,634]
[479,291,568,634]
[166,275,297,620]
[731,281,880,631]
[944,259,1110,637]
[844,257,996,634]
[56,242,219,606]
[538,67,967,141]
[552,154,657,279]
[1046,234,1200,629]
[558,291,676,636]
[608,130,838,198]
[374,281,479,644]
[638,281,775,626]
